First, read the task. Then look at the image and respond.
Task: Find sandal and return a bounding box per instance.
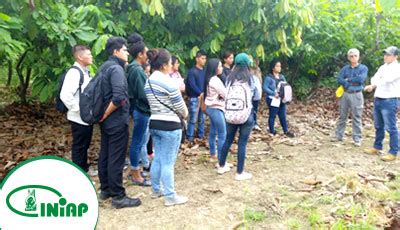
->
[128,175,151,187]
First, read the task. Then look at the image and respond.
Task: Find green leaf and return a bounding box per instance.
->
[210,38,220,53]
[74,30,98,42]
[31,78,47,97]
[256,44,264,59]
[39,85,50,102]
[93,34,111,57]
[0,13,11,21]
[67,34,77,47]
[0,28,11,41]
[190,46,200,58]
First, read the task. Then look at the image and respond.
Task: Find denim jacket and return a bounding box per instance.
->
[337,64,368,93]
[263,74,287,97]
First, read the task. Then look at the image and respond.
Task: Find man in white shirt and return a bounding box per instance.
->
[60,45,94,171]
[364,46,400,161]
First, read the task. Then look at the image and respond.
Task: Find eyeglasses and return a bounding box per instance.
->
[348,55,358,58]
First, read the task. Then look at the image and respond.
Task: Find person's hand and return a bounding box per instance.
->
[274,93,279,98]
[99,113,108,123]
[364,85,374,93]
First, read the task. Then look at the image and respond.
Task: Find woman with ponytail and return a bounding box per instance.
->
[144,48,189,207]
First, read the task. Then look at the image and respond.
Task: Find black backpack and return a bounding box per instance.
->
[56,66,84,113]
[79,61,116,125]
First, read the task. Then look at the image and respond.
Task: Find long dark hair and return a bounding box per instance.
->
[269,59,281,75]
[226,66,252,86]
[203,58,221,101]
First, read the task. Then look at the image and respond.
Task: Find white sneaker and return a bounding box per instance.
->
[215,162,233,168]
[217,164,231,175]
[88,168,98,177]
[235,172,252,181]
[151,190,163,199]
[353,141,362,147]
[253,124,262,131]
[164,195,188,207]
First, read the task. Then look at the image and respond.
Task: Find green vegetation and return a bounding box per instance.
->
[0,0,399,103]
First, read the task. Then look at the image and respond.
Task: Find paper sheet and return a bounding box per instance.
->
[271,97,281,108]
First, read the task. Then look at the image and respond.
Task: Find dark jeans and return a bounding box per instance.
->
[219,115,254,174]
[70,121,93,172]
[129,108,150,169]
[373,98,398,155]
[267,97,288,134]
[252,100,260,125]
[99,124,128,198]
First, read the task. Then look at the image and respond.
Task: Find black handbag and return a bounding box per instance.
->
[148,81,187,144]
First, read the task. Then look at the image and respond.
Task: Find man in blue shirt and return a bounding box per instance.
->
[333,48,368,146]
[185,50,207,143]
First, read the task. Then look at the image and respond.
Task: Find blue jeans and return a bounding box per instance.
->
[206,107,226,158]
[150,129,182,199]
[129,108,150,170]
[267,97,288,134]
[219,115,254,174]
[187,97,205,141]
[252,100,260,125]
[373,98,398,155]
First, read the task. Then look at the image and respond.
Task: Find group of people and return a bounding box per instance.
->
[59,33,399,210]
[332,46,400,162]
[59,33,294,209]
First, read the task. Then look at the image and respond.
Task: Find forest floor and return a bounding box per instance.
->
[1,88,400,229]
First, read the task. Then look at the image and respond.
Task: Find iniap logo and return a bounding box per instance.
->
[0,156,98,229]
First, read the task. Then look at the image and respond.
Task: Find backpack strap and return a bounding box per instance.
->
[69,66,85,95]
[148,79,186,132]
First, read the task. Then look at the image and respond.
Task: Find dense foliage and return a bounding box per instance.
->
[0,0,399,103]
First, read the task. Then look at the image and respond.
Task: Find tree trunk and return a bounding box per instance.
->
[16,50,30,104]
[7,60,13,86]
[375,12,383,50]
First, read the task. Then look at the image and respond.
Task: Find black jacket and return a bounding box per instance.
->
[101,56,130,130]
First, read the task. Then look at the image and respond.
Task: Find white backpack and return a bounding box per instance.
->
[278,82,293,103]
[225,81,252,124]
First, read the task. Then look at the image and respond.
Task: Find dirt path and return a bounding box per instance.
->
[1,95,399,229]
[96,110,400,229]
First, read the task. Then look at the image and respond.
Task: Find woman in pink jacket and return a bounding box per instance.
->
[203,58,226,162]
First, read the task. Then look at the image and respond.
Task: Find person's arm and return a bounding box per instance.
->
[337,67,350,89]
[100,101,118,123]
[187,70,202,96]
[170,88,188,119]
[177,72,186,92]
[60,68,80,112]
[211,77,227,99]
[378,65,400,85]
[136,71,149,105]
[349,65,368,84]
[99,66,128,122]
[370,66,383,87]
[262,76,275,96]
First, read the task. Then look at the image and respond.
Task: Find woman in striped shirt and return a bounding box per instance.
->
[144,48,189,207]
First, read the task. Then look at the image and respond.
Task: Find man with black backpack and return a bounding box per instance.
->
[60,45,94,174]
[96,37,142,209]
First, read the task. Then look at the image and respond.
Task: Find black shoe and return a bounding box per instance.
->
[285,131,295,138]
[98,191,111,201]
[112,196,141,209]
